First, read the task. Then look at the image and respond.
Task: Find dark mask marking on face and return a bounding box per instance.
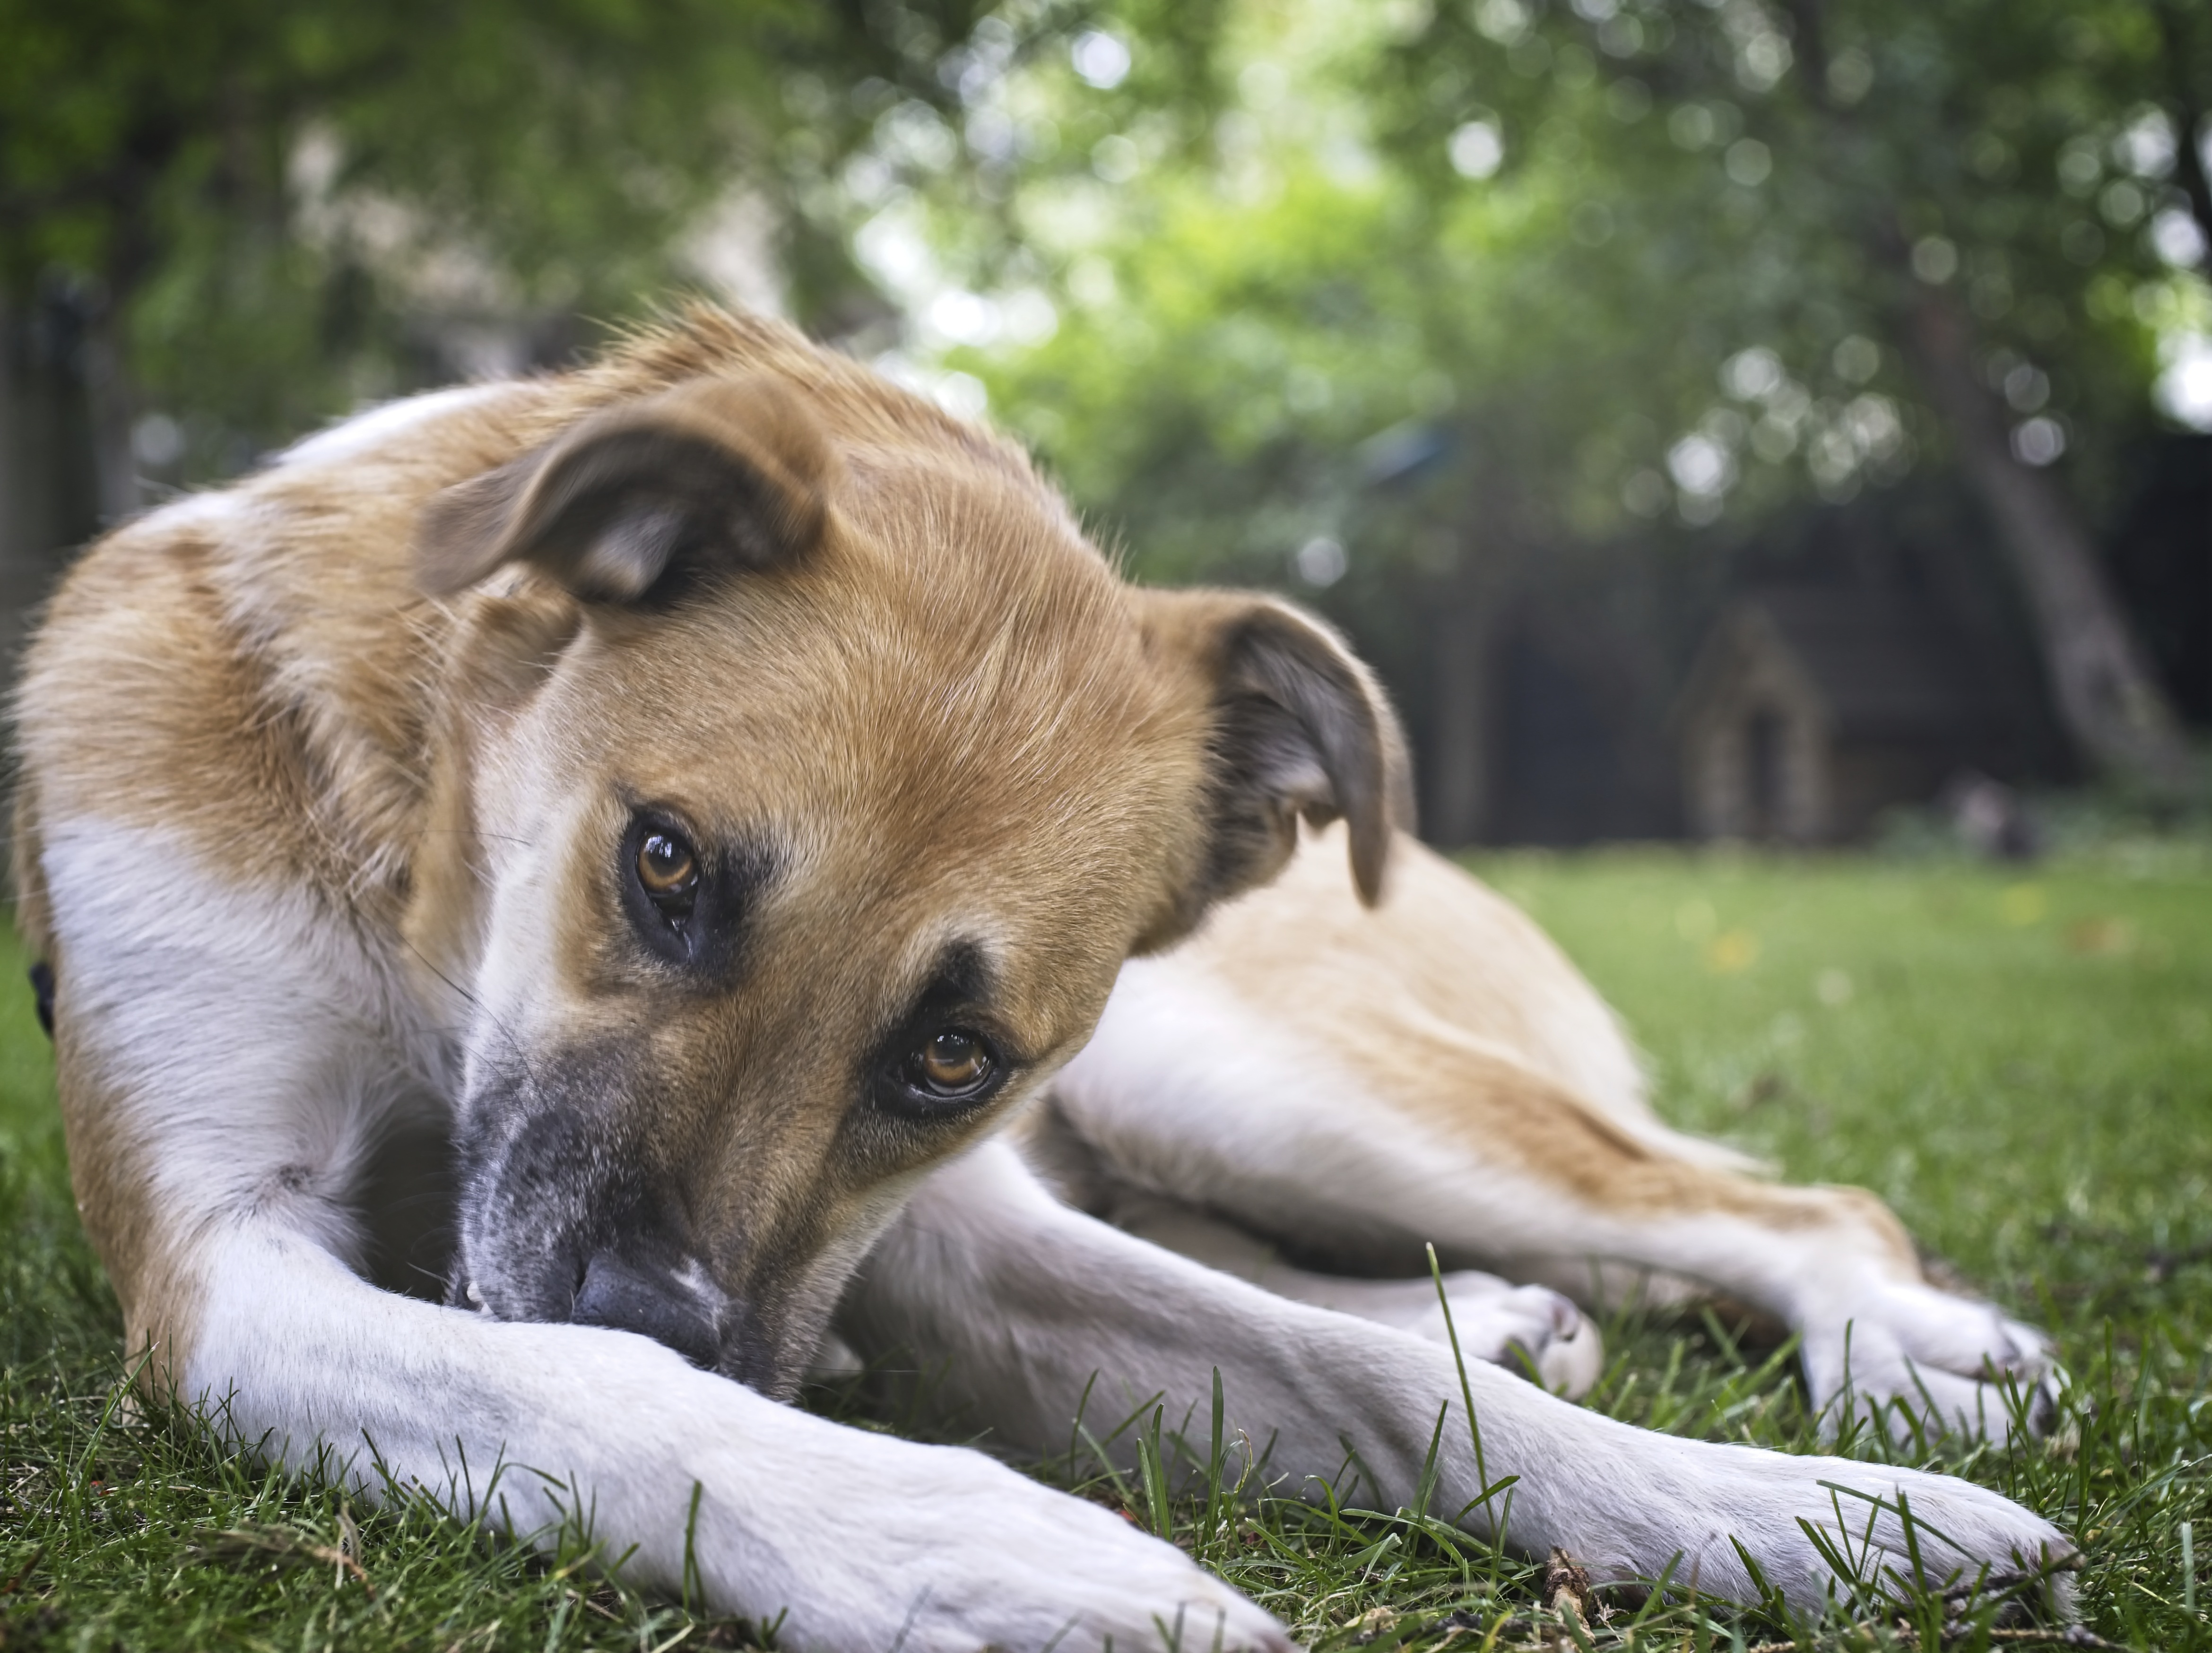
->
[451,1041,839,1397]
[863,940,1022,1125]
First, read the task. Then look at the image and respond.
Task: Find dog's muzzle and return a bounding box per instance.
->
[458,1238,796,1392]
[452,1091,809,1393]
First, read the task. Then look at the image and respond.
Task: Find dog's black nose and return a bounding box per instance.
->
[571,1249,721,1370]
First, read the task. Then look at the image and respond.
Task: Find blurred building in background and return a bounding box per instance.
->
[1420,433,2205,847]
[1676,589,2023,843]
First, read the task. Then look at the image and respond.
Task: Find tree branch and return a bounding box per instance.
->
[1774,0,1832,114]
[2150,0,2212,272]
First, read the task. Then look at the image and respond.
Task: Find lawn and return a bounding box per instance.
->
[3,846,2208,1650]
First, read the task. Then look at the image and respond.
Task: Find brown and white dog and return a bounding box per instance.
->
[12,309,2066,1649]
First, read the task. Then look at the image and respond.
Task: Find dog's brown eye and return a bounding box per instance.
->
[911,1030,992,1097]
[636,831,697,898]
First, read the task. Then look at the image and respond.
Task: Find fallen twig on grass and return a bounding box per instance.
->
[0,1550,42,1597]
[193,1524,373,1595]
[1544,1547,1602,1625]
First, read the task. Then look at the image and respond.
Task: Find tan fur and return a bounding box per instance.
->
[1183,831,1915,1262]
[12,304,1401,1396]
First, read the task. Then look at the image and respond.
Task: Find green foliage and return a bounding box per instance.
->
[0,0,1018,469]
[7,853,2210,1648]
[1361,0,2205,519]
[895,0,2208,586]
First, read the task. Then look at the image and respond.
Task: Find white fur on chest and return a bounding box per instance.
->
[40,819,454,1255]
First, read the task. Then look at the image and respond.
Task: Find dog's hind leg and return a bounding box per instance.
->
[1049,825,2053,1443]
[844,1137,2075,1616]
[1065,1183,1603,1397]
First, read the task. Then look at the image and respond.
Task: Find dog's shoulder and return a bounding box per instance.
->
[16,376,560,914]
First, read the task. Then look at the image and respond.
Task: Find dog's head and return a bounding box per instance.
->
[414,346,1406,1394]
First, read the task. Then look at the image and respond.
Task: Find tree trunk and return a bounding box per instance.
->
[1787,0,2198,791]
[1903,283,2196,791]
[0,291,106,678]
[1426,591,1492,847]
[79,284,141,524]
[1424,530,1519,846]
[2151,0,2212,271]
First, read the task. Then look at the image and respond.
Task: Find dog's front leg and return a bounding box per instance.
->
[36,822,1283,1653]
[847,1139,2074,1618]
[173,1222,1288,1651]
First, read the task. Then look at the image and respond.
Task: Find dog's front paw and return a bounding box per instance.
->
[1563,1434,2075,1617]
[1799,1279,2055,1445]
[708,1431,1292,1652]
[1254,1266,1604,1399]
[935,1485,1292,1653]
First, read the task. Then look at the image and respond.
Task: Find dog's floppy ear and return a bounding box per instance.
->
[1138,588,1412,930]
[416,375,834,601]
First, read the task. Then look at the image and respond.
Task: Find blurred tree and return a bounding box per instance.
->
[1365,0,2205,788]
[6,0,2199,800]
[0,0,1026,532]
[888,0,2209,804]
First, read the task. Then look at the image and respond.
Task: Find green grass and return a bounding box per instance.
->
[4,848,2209,1650]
